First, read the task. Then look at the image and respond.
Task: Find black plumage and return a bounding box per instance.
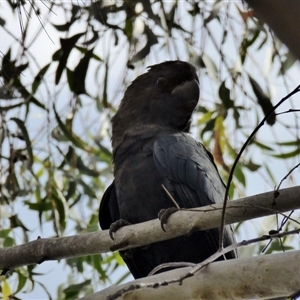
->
[99,60,236,279]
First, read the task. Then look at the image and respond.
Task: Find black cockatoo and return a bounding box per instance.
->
[99,60,236,279]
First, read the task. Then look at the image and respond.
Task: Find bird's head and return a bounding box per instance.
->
[112,60,199,141]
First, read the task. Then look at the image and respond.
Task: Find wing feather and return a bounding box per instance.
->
[154,133,225,208]
[98,181,119,230]
[154,133,236,259]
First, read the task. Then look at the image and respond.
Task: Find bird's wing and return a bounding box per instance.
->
[98,181,119,230]
[153,132,226,209]
[153,133,236,259]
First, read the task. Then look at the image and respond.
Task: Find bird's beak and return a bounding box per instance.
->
[171,79,200,106]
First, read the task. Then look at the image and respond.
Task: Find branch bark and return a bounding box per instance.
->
[80,250,300,300]
[245,0,300,61]
[0,186,299,272]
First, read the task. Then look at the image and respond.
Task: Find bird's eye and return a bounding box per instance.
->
[155,77,166,88]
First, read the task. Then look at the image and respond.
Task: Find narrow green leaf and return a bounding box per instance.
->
[76,156,99,177]
[244,159,261,172]
[196,106,208,113]
[60,145,100,176]
[63,280,91,295]
[96,143,112,162]
[52,193,66,231]
[265,164,277,186]
[83,27,99,45]
[0,102,24,111]
[3,236,14,247]
[264,239,294,254]
[77,178,97,198]
[240,29,260,64]
[89,255,106,278]
[218,81,234,109]
[278,52,296,75]
[1,48,13,83]
[0,229,11,238]
[233,108,241,128]
[34,281,53,299]
[72,47,94,95]
[75,46,102,61]
[276,140,300,147]
[114,271,131,285]
[66,67,74,92]
[197,111,214,125]
[53,105,88,151]
[32,63,50,94]
[24,201,52,212]
[12,77,46,111]
[9,214,29,231]
[0,17,5,26]
[52,49,60,61]
[16,62,28,73]
[52,21,74,32]
[204,1,223,25]
[10,117,33,168]
[65,180,76,201]
[234,164,246,187]
[55,32,85,84]
[252,140,274,151]
[130,25,158,63]
[248,75,276,125]
[271,148,300,159]
[69,194,82,208]
[15,272,27,293]
[102,61,109,107]
[200,118,215,139]
[65,180,77,201]
[124,19,133,40]
[202,54,218,81]
[66,256,84,273]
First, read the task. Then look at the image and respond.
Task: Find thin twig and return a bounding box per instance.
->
[161,184,180,209]
[276,162,300,192]
[220,85,300,250]
[149,226,300,279]
[262,210,294,253]
[261,162,300,252]
[276,108,300,116]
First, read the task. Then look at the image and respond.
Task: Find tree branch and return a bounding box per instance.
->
[1,185,300,272]
[245,0,300,61]
[80,250,300,300]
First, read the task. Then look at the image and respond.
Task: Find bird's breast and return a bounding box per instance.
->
[113,141,171,224]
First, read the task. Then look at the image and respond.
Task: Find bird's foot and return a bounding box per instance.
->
[158,207,179,232]
[109,219,131,240]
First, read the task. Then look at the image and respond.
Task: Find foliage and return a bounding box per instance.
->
[0,0,300,298]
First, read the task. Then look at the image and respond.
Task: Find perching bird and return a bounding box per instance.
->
[99,60,236,279]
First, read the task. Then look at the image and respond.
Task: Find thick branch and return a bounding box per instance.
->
[0,186,299,271]
[80,250,300,300]
[245,0,300,61]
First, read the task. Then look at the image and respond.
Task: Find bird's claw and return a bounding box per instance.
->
[158,207,178,232]
[109,219,131,240]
